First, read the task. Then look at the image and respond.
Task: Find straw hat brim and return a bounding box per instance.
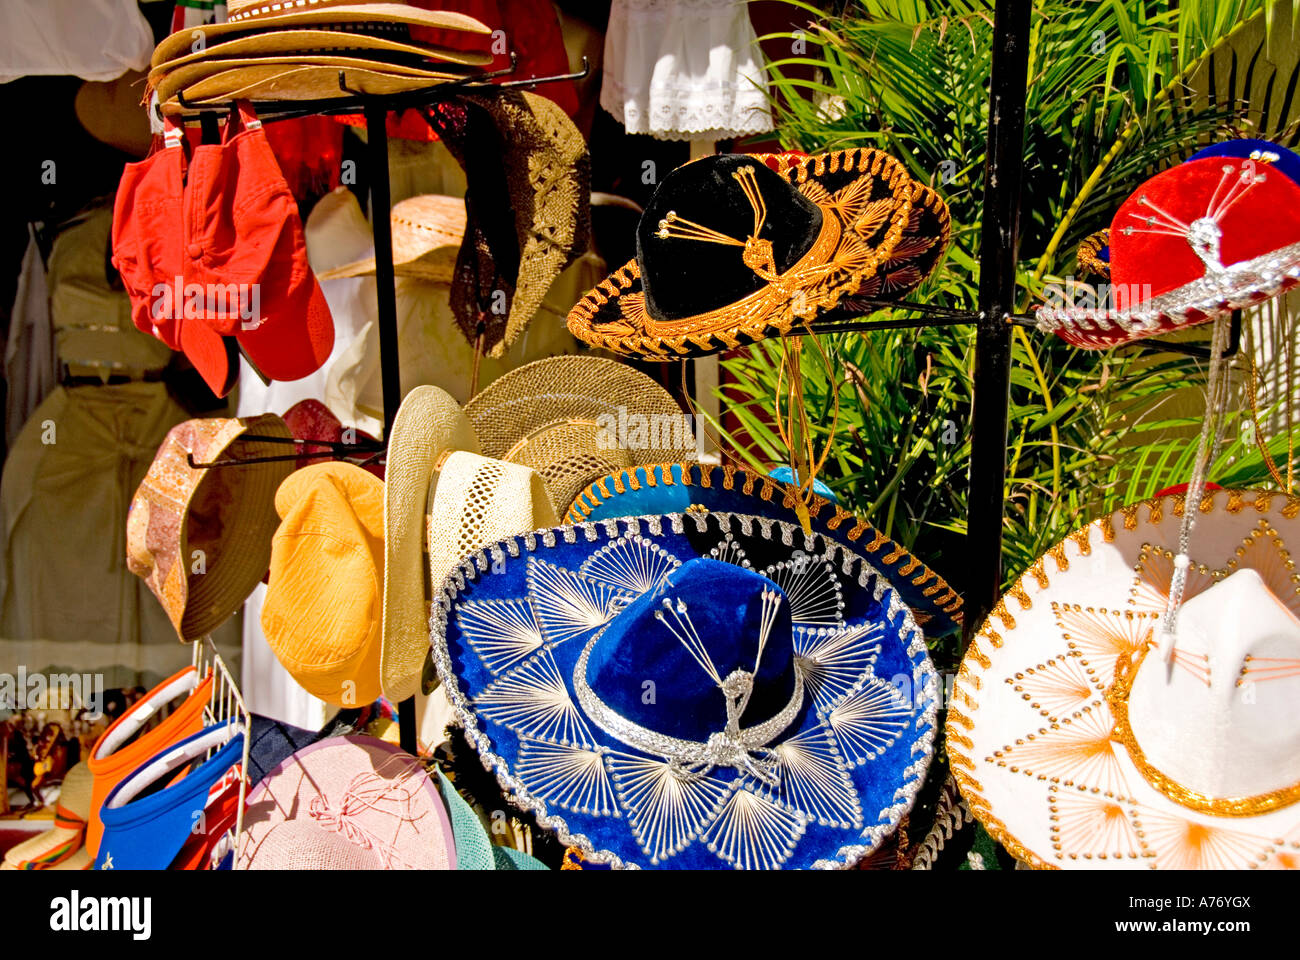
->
[463,355,690,511]
[161,63,461,113]
[949,488,1300,869]
[381,386,480,703]
[566,148,941,360]
[152,54,468,103]
[152,27,493,74]
[317,194,466,282]
[152,5,491,67]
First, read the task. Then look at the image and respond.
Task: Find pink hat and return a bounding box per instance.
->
[238,735,455,870]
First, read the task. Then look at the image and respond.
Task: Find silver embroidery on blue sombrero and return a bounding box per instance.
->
[456,530,911,868]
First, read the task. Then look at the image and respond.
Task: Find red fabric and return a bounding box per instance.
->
[262,117,344,207]
[112,121,186,352]
[332,0,577,141]
[1156,481,1223,497]
[181,101,334,394]
[1110,155,1300,307]
[168,768,243,870]
[112,102,335,397]
[281,399,385,479]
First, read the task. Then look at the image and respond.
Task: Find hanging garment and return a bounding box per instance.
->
[48,204,173,380]
[3,225,55,448]
[0,0,154,83]
[0,383,196,685]
[600,0,774,141]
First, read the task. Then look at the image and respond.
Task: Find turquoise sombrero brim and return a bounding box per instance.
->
[565,463,962,637]
[431,510,939,869]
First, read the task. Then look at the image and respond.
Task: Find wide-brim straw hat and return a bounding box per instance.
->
[463,355,691,514]
[238,734,455,870]
[127,414,293,642]
[152,54,470,106]
[949,488,1300,869]
[565,462,963,635]
[1,763,94,870]
[160,64,471,114]
[431,508,939,868]
[567,150,951,360]
[151,0,492,68]
[317,195,466,284]
[381,385,480,702]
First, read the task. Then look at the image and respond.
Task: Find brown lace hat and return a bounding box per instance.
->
[567,150,950,360]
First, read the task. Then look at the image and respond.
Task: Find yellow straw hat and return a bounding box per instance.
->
[381,386,479,702]
[263,462,386,707]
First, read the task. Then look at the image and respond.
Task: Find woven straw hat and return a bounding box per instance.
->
[159,63,466,113]
[463,355,689,514]
[152,54,468,106]
[0,763,94,870]
[127,414,293,642]
[425,449,558,598]
[239,735,455,870]
[317,195,466,283]
[382,386,480,702]
[151,1,492,68]
[950,488,1300,869]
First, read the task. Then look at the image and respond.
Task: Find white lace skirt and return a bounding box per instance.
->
[600,0,774,141]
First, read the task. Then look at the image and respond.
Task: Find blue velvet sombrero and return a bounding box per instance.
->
[564,462,963,636]
[431,509,938,869]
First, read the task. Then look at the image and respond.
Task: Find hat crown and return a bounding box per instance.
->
[1125,568,1300,800]
[637,155,823,322]
[582,559,800,758]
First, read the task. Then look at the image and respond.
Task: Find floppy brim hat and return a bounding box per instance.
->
[376,451,559,703]
[238,734,456,870]
[153,55,470,106]
[463,355,691,514]
[151,2,493,68]
[317,194,466,283]
[949,488,1300,868]
[1035,143,1300,348]
[567,150,951,359]
[127,414,294,641]
[431,509,939,869]
[1,763,93,869]
[264,463,386,707]
[382,386,481,702]
[565,462,963,635]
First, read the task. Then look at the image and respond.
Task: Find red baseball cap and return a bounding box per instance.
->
[112,118,186,352]
[180,102,334,395]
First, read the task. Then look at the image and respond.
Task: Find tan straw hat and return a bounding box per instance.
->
[160,64,464,114]
[317,195,467,283]
[151,1,492,68]
[127,414,293,642]
[1,763,94,870]
[381,386,479,702]
[152,54,467,105]
[463,355,691,514]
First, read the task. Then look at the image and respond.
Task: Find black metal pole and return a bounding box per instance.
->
[364,102,418,755]
[963,0,1031,647]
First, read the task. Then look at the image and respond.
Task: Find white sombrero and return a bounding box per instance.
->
[949,488,1300,869]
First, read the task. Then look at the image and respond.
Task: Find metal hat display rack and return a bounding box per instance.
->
[163,53,589,756]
